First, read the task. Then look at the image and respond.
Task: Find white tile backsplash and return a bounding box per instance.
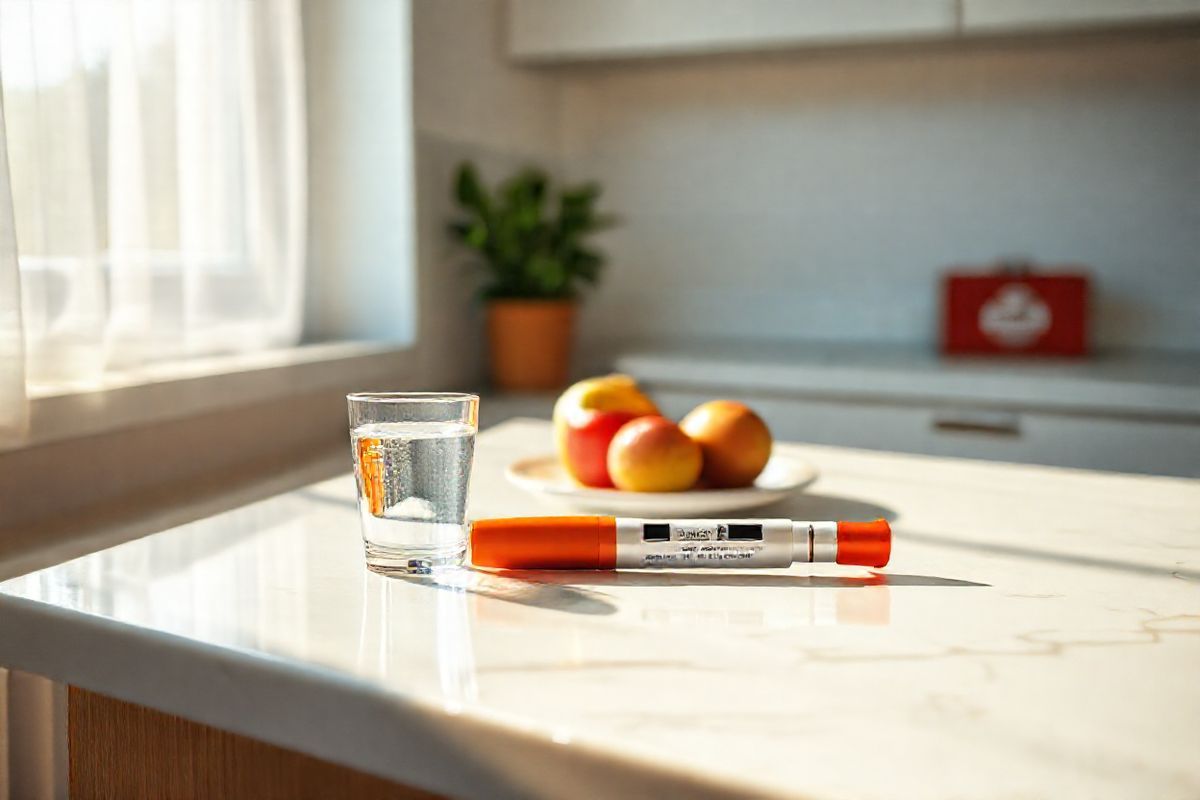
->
[559,34,1200,352]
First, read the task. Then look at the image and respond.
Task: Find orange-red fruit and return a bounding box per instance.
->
[562,409,639,488]
[553,375,660,487]
[679,400,772,488]
[607,416,703,493]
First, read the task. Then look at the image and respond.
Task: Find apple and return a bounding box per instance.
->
[561,408,639,488]
[679,400,772,488]
[607,416,703,493]
[554,375,659,487]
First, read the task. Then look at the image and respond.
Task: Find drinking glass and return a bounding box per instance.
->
[348,393,479,574]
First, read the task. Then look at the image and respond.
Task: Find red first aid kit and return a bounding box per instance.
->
[941,262,1089,356]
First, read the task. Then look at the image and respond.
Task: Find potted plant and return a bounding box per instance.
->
[449,162,614,391]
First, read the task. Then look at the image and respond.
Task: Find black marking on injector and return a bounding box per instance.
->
[726,523,763,541]
[642,523,670,542]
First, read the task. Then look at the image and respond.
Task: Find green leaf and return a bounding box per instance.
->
[454,163,490,219]
[446,165,615,300]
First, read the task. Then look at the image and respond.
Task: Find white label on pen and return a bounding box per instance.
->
[642,543,761,567]
[674,524,719,541]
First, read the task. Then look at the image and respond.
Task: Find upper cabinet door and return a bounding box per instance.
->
[960,0,1200,33]
[508,0,959,63]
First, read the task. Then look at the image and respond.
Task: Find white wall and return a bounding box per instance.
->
[411,0,562,386]
[557,34,1200,353]
[303,0,417,345]
[304,0,563,387]
[361,8,1199,385]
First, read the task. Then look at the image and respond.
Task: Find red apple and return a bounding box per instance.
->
[553,375,660,487]
[562,408,639,487]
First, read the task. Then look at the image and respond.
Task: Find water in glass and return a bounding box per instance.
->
[351,420,475,574]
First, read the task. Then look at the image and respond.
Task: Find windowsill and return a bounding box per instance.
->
[1,340,425,572]
[11,341,420,452]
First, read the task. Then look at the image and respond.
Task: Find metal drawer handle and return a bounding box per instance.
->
[932,411,1022,438]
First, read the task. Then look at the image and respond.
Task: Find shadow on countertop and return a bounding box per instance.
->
[757,492,896,523]
[902,529,1200,582]
[401,569,619,616]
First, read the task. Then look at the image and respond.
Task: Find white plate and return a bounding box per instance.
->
[504,453,818,516]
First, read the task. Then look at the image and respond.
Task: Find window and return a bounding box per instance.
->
[0,0,306,400]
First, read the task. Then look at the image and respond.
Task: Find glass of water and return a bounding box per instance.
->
[348,393,479,575]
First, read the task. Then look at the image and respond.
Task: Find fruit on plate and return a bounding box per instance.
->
[679,400,772,488]
[560,409,639,488]
[554,375,659,487]
[607,416,703,493]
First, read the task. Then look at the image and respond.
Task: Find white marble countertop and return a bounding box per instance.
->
[2,419,1199,799]
[616,341,1200,419]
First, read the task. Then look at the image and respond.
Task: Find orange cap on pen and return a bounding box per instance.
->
[836,519,891,567]
[471,516,617,569]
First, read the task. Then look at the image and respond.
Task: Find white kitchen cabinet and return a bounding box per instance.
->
[509,0,1200,64]
[650,388,1200,477]
[508,0,958,63]
[616,344,1200,478]
[961,0,1200,33]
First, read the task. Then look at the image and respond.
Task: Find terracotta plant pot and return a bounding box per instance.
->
[486,299,577,391]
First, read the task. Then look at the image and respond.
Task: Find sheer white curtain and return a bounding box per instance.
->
[0,0,306,438]
[0,90,21,441]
